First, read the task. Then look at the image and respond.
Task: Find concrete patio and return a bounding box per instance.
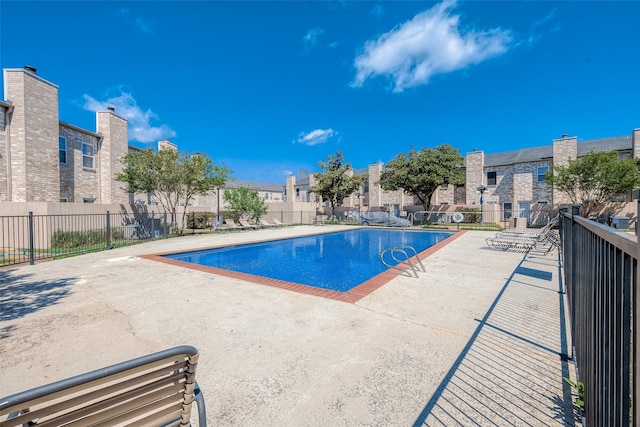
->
[0,225,577,426]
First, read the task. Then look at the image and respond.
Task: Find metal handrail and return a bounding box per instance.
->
[379,244,424,278]
[394,245,426,273]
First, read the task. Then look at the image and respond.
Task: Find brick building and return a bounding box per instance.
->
[287,130,640,221]
[2,65,637,221]
[0,66,130,203]
[461,131,640,220]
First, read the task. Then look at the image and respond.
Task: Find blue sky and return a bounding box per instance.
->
[2,1,639,184]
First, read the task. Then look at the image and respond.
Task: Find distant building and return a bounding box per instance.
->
[460,132,640,220]
[3,65,637,219]
[287,130,640,220]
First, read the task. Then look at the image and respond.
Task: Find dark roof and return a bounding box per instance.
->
[482,135,633,167]
[577,136,632,155]
[353,167,368,177]
[484,146,552,167]
[296,175,310,186]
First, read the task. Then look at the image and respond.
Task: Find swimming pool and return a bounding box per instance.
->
[162,229,454,292]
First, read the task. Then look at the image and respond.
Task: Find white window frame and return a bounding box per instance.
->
[82,142,95,169]
[537,166,549,182]
[59,137,67,164]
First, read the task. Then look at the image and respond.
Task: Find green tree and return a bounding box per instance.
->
[223,187,268,221]
[309,151,364,219]
[116,148,230,233]
[545,150,640,217]
[379,144,465,211]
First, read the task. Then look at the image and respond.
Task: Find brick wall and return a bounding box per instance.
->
[59,125,100,202]
[4,68,60,201]
[552,135,577,204]
[465,150,484,205]
[0,108,7,200]
[97,110,129,203]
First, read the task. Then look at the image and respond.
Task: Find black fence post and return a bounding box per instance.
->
[151,212,155,239]
[28,211,35,265]
[106,211,111,249]
[163,212,168,237]
[571,204,581,216]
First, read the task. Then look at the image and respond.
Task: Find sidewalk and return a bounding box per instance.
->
[413,246,578,426]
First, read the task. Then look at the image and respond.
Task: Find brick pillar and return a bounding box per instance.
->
[158,138,177,151]
[4,66,60,201]
[465,149,484,205]
[97,107,129,203]
[632,128,640,159]
[285,175,295,202]
[368,163,382,209]
[552,135,577,204]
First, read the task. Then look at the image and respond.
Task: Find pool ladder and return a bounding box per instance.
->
[379,245,426,278]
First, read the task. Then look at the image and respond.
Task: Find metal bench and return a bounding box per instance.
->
[0,345,206,427]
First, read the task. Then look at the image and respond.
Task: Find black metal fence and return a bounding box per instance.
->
[559,207,637,426]
[0,211,168,267]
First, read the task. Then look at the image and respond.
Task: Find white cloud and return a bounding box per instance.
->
[370,3,384,18]
[294,129,337,146]
[527,9,559,47]
[303,27,325,53]
[531,9,556,29]
[352,0,512,92]
[119,8,153,35]
[82,92,176,143]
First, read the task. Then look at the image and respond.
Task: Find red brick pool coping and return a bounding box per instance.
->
[140,229,466,303]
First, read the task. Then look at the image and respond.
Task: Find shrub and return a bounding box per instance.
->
[455,206,481,223]
[186,212,215,229]
[52,229,107,249]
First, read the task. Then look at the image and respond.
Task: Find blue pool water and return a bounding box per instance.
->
[163,229,454,292]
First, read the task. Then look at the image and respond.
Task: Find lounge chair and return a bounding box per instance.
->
[272,218,288,227]
[238,219,257,229]
[0,345,206,427]
[486,226,558,254]
[224,218,247,231]
[313,215,327,225]
[211,218,222,232]
[258,218,277,228]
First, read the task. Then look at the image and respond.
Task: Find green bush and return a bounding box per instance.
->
[186,212,214,229]
[455,206,481,223]
[52,229,109,248]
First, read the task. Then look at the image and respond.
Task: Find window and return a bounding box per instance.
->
[59,137,67,164]
[537,166,549,182]
[59,198,68,203]
[83,198,95,203]
[82,143,95,169]
[503,202,513,220]
[487,171,497,186]
[538,201,549,204]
